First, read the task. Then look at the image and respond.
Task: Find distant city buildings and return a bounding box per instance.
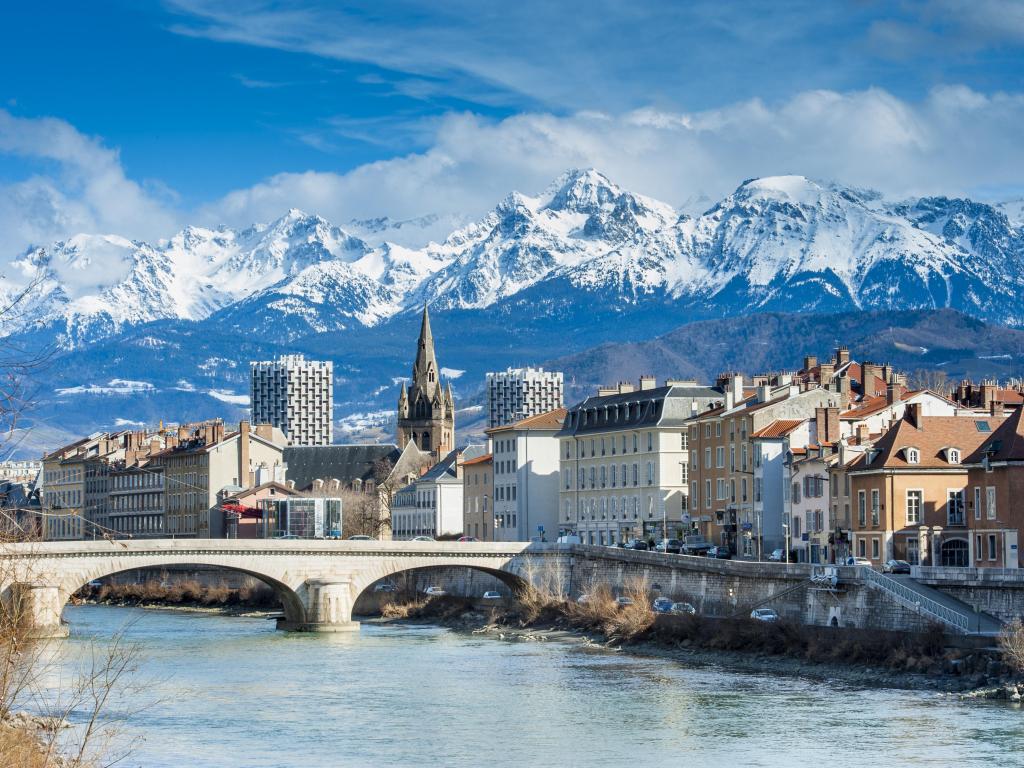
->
[0,460,41,483]
[250,355,334,446]
[486,367,564,429]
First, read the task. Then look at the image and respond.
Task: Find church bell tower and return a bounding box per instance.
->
[396,305,455,459]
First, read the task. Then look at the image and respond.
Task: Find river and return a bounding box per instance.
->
[36,605,1024,767]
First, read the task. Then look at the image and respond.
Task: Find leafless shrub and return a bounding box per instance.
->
[999,619,1024,674]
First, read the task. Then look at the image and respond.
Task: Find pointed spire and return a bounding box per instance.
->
[413,303,438,397]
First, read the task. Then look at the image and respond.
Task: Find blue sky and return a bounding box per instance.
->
[1,0,1024,253]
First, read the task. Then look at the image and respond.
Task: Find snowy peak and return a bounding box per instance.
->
[4,169,1024,347]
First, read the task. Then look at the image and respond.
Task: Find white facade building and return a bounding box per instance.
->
[390,450,464,539]
[486,367,564,429]
[250,355,334,446]
[558,380,724,546]
[486,409,565,542]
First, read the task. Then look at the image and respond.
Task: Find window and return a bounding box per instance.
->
[976,534,983,561]
[858,539,866,557]
[717,478,726,500]
[729,446,735,471]
[974,486,982,520]
[988,534,998,561]
[741,444,748,472]
[691,481,698,506]
[680,433,688,450]
[610,465,617,488]
[987,486,997,520]
[906,490,922,525]
[705,480,712,509]
[871,539,880,560]
[600,465,606,488]
[948,448,960,464]
[858,490,866,527]
[633,434,639,452]
[715,422,722,438]
[646,462,654,485]
[716,447,724,468]
[906,447,920,464]
[947,489,965,526]
[792,482,801,504]
[705,424,711,438]
[870,490,880,526]
[741,478,748,502]
[647,432,653,451]
[705,448,711,469]
[754,477,762,503]
[632,464,639,486]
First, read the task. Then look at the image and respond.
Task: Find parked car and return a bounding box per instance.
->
[670,602,696,615]
[482,591,502,600]
[87,580,103,589]
[615,596,634,607]
[750,608,779,622]
[272,533,300,540]
[411,535,435,541]
[576,594,592,605]
[767,548,786,562]
[623,539,649,551]
[681,535,713,556]
[654,538,682,554]
[457,536,479,542]
[424,586,447,597]
[374,582,398,593]
[883,559,912,574]
[706,545,732,560]
[652,597,675,613]
[849,556,873,568]
[348,535,373,541]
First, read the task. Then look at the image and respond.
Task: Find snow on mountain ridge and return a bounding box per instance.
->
[5,171,1024,346]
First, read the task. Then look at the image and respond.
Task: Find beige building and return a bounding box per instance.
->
[149,421,287,538]
[558,378,723,546]
[462,453,493,541]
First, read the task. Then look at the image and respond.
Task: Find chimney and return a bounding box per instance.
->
[239,421,251,488]
[803,355,818,371]
[836,345,851,366]
[856,424,870,445]
[981,380,996,410]
[597,385,618,397]
[886,381,901,406]
[862,362,883,398]
[906,403,924,429]
[178,425,189,440]
[731,373,744,405]
[639,375,656,391]
[286,479,296,490]
[838,373,851,409]
[826,406,840,445]
[757,384,772,403]
[819,362,835,384]
[255,424,273,441]
[313,478,324,491]
[617,382,635,394]
[991,399,1005,418]
[814,407,840,445]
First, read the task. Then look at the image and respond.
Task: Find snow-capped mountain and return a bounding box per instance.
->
[5,169,1024,349]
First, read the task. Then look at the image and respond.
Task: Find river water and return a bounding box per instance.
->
[38,605,1024,767]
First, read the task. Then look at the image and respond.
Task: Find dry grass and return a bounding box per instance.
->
[0,724,50,768]
[999,619,1024,674]
[565,578,655,643]
[87,578,280,609]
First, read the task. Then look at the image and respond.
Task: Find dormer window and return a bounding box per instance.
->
[905,447,920,464]
[947,448,960,465]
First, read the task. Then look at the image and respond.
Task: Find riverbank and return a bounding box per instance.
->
[0,712,69,768]
[76,580,280,617]
[365,595,1022,697]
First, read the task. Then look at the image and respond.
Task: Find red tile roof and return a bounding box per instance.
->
[461,453,493,467]
[751,419,804,439]
[965,408,1024,463]
[853,414,1007,471]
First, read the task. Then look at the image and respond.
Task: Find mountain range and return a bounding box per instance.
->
[3,169,1024,456]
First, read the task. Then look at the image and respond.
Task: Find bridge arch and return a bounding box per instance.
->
[60,561,308,628]
[351,562,528,609]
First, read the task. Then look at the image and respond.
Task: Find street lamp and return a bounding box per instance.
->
[783,523,791,564]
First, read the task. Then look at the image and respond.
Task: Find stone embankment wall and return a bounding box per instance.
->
[912,567,1024,623]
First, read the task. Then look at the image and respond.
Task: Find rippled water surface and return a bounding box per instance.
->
[42,606,1024,767]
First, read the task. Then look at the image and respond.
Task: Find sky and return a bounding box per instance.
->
[2,0,1024,256]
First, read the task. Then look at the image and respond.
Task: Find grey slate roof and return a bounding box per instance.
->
[558,384,723,436]
[283,444,401,491]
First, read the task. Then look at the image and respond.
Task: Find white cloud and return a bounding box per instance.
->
[0,110,178,259]
[440,367,465,379]
[199,86,1024,232]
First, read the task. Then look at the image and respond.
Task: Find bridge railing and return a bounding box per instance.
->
[859,566,969,633]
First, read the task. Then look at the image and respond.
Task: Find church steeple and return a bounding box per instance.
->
[412,304,439,398]
[396,302,455,461]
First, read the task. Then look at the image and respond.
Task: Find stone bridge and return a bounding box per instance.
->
[1,540,572,637]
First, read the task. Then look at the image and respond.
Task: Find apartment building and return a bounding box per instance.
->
[963,405,1024,568]
[847,404,1006,567]
[462,453,493,541]
[486,408,565,542]
[788,447,832,563]
[0,460,41,483]
[391,449,463,539]
[149,421,287,538]
[41,434,127,540]
[558,378,723,546]
[107,461,165,538]
[751,418,812,559]
[689,374,841,555]
[250,355,334,446]
[486,367,564,428]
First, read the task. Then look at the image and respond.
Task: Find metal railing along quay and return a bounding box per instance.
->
[859,566,970,633]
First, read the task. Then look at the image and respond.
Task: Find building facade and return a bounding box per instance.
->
[149,421,287,538]
[486,367,564,428]
[462,453,493,541]
[250,354,334,446]
[558,379,723,546]
[396,306,455,459]
[390,450,464,539]
[848,405,1006,567]
[486,408,565,542]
